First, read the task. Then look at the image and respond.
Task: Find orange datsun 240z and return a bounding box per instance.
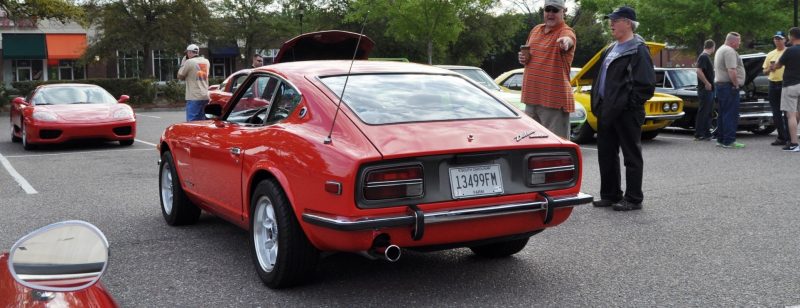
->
[157,31,593,288]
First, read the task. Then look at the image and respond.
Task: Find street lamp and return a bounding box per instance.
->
[298,4,305,35]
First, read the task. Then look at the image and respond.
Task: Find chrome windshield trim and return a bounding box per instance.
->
[302,192,593,231]
[645,112,685,121]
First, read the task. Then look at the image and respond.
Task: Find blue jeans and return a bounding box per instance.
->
[715,83,740,145]
[695,87,714,138]
[186,100,209,121]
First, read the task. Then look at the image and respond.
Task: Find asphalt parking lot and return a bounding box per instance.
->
[1,110,799,307]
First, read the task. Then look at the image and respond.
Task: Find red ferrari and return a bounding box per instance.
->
[157,31,592,288]
[10,84,136,150]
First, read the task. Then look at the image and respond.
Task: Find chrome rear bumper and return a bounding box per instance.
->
[302,192,593,231]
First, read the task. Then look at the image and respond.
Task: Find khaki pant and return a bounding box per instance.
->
[524,104,570,139]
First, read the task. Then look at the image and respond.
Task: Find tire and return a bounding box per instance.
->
[250,179,319,288]
[119,139,134,146]
[709,109,719,136]
[21,122,34,150]
[11,120,20,143]
[469,237,530,258]
[641,130,659,140]
[749,125,775,135]
[570,123,595,144]
[159,151,200,226]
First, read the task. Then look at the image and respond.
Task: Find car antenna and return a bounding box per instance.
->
[324,10,369,145]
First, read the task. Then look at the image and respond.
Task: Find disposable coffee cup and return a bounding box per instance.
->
[520,45,530,52]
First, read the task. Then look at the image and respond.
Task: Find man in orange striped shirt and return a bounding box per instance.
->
[517,0,576,139]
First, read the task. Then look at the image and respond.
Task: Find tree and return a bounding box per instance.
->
[579,0,792,53]
[212,0,280,67]
[448,11,523,67]
[348,0,495,64]
[1,0,85,23]
[85,0,211,78]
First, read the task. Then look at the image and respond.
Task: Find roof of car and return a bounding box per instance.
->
[39,83,101,88]
[254,60,458,77]
[435,65,481,70]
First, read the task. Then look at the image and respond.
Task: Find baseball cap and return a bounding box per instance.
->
[604,6,637,21]
[774,31,785,39]
[186,44,200,52]
[544,0,566,10]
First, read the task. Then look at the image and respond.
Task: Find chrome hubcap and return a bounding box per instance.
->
[21,124,26,145]
[253,196,278,272]
[160,162,173,215]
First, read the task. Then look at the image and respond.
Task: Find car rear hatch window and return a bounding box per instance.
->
[319,73,517,125]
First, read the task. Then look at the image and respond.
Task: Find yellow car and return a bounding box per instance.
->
[496,42,684,143]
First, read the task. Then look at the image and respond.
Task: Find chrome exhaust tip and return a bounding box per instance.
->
[383,245,401,262]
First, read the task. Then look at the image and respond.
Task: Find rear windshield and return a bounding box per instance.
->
[33,86,117,105]
[320,74,516,125]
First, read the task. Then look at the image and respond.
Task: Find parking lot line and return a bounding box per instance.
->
[136,114,161,119]
[580,147,597,151]
[3,148,151,159]
[656,135,693,141]
[135,139,157,147]
[0,152,38,194]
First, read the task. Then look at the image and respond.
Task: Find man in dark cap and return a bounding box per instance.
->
[590,6,655,211]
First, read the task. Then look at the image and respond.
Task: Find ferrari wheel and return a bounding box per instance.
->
[470,237,530,258]
[250,179,318,288]
[10,120,20,143]
[21,122,34,150]
[159,151,200,225]
[119,139,134,146]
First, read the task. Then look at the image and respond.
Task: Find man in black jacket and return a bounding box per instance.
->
[590,6,655,211]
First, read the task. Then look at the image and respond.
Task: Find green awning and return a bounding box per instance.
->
[2,33,46,59]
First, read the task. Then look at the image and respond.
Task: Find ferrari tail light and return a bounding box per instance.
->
[528,155,575,185]
[363,166,424,200]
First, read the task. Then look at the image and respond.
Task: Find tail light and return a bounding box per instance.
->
[528,155,575,185]
[363,165,424,200]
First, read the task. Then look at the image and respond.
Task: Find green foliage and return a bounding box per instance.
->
[84,0,212,78]
[579,0,792,53]
[10,79,156,106]
[447,11,524,66]
[1,0,85,24]
[348,0,495,64]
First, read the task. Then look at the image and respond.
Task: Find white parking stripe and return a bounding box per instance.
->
[580,147,597,151]
[656,135,693,141]
[0,152,38,194]
[135,139,157,147]
[136,114,161,119]
[4,148,151,159]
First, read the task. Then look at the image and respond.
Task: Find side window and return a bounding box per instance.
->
[502,74,523,90]
[227,76,275,124]
[266,82,302,123]
[230,75,248,93]
[663,73,673,89]
[655,71,666,88]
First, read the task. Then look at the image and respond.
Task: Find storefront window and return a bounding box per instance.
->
[117,50,143,78]
[154,50,180,82]
[211,57,232,78]
[11,59,44,81]
[48,60,86,80]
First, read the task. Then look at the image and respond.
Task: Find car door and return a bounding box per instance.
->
[189,74,278,221]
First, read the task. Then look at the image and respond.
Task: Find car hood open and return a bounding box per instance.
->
[741,53,767,86]
[273,30,374,64]
[571,41,665,87]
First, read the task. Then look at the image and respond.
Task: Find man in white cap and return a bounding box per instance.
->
[517,0,576,139]
[177,43,210,121]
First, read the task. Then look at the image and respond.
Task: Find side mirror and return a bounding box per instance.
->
[118,95,130,104]
[204,103,223,120]
[9,221,109,292]
[12,97,29,106]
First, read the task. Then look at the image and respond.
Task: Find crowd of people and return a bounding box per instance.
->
[518,2,799,212]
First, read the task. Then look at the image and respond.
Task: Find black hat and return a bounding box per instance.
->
[604,6,637,21]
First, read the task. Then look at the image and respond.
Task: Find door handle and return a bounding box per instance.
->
[230,147,242,156]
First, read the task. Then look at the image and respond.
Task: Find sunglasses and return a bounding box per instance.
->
[544,6,561,13]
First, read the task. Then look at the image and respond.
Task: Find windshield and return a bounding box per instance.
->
[668,70,697,89]
[33,86,117,105]
[320,74,516,125]
[450,69,501,91]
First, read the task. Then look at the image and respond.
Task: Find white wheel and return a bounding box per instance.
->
[253,196,279,272]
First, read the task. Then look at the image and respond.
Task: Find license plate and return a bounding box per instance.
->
[449,164,504,199]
